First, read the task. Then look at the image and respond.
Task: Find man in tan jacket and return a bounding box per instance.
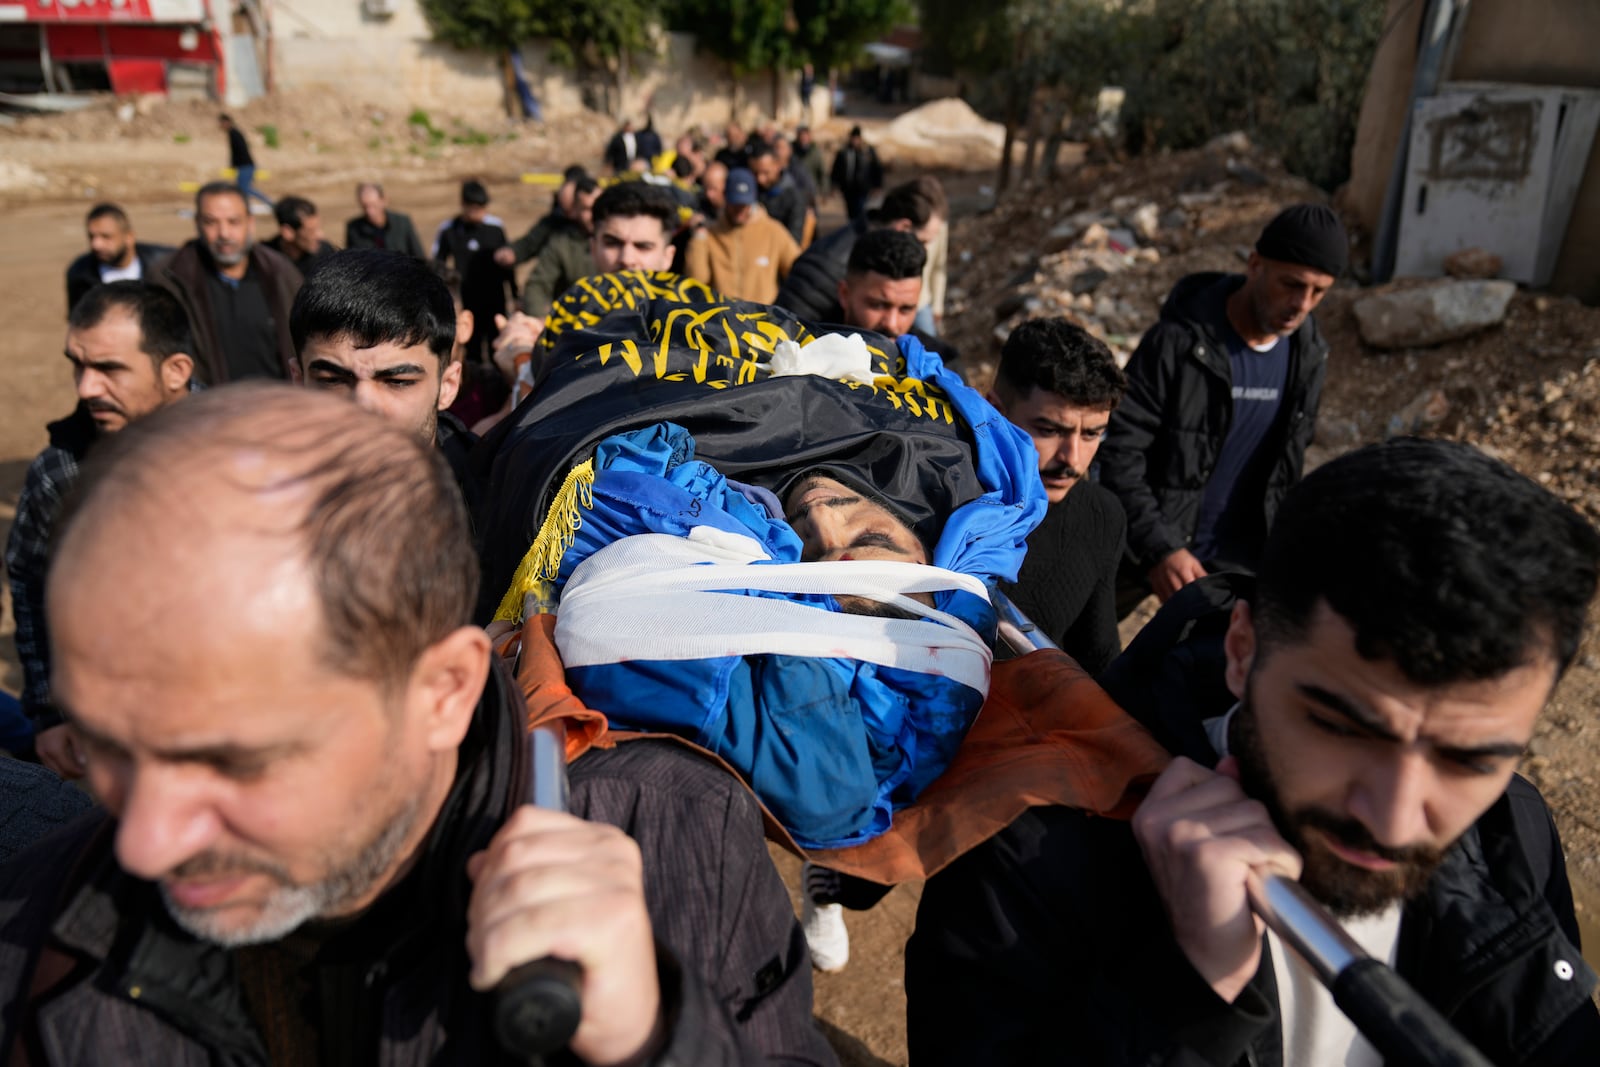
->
[685,167,799,303]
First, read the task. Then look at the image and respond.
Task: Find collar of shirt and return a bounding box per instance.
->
[1202,702,1240,758]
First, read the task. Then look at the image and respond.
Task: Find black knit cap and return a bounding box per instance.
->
[1255,203,1348,278]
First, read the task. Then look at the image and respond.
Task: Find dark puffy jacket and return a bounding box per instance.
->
[907,574,1600,1067]
[773,223,857,323]
[0,664,835,1067]
[64,243,173,315]
[1098,272,1327,571]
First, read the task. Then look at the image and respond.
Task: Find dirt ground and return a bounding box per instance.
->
[3,91,1599,1067]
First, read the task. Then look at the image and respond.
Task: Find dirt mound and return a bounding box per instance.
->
[876,97,1005,168]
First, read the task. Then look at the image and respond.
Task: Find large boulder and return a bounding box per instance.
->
[1351,280,1517,349]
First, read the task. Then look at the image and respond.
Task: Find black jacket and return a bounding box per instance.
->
[761,171,808,244]
[151,241,303,385]
[1000,480,1125,675]
[345,211,427,260]
[774,223,857,323]
[906,574,1600,1066]
[65,243,173,314]
[0,662,835,1066]
[1098,272,1327,572]
[432,215,515,312]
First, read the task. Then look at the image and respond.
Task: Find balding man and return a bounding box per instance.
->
[0,385,834,1066]
[345,181,427,260]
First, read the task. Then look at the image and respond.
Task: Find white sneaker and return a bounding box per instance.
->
[801,862,850,972]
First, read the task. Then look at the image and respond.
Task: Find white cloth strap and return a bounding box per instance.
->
[554,528,993,694]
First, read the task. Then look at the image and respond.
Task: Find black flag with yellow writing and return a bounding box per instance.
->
[473,270,985,622]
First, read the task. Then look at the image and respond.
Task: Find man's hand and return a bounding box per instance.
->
[1131,756,1302,1004]
[467,807,662,1066]
[493,246,517,268]
[1148,548,1208,602]
[491,312,544,381]
[35,723,87,780]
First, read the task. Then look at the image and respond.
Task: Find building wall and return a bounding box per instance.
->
[269,2,827,132]
[1345,0,1600,301]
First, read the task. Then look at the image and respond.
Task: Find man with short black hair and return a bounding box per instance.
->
[432,179,514,364]
[6,281,196,780]
[749,139,808,244]
[152,181,302,383]
[264,195,337,279]
[1101,203,1344,614]
[345,181,427,260]
[65,202,171,314]
[776,178,946,327]
[908,438,1600,1065]
[836,228,925,338]
[988,318,1127,673]
[295,249,466,449]
[587,182,681,275]
[0,385,837,1066]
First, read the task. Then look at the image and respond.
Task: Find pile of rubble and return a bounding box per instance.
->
[943,131,1325,381]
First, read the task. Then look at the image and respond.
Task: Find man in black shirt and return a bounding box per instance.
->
[1100,204,1343,615]
[218,113,272,211]
[345,181,428,260]
[264,195,337,279]
[989,318,1127,674]
[151,181,302,383]
[431,180,514,363]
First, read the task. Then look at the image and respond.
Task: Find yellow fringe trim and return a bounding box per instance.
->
[493,459,596,623]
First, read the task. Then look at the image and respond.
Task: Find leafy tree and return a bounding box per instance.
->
[420,0,662,115]
[791,0,910,74]
[667,0,794,76]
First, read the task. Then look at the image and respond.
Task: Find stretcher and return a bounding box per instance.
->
[478,272,1493,1064]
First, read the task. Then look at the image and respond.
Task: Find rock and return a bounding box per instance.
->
[1104,227,1138,252]
[993,288,1032,321]
[1206,130,1253,154]
[1351,280,1518,349]
[1443,247,1502,279]
[1043,220,1080,254]
[1226,160,1269,187]
[1134,247,1161,264]
[1078,222,1110,250]
[1159,207,1188,232]
[1069,267,1111,295]
[1386,389,1451,436]
[1127,202,1161,241]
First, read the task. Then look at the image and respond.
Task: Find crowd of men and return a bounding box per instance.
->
[2,107,1597,1067]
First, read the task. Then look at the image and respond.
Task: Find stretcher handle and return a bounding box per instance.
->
[992,590,1495,1065]
[493,592,583,1060]
[1248,873,1495,1066]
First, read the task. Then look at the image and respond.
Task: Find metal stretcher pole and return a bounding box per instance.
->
[989,589,1495,1067]
[493,594,584,1061]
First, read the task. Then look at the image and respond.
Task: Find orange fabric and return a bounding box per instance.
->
[509,618,1170,884]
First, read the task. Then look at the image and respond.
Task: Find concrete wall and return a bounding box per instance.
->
[269,1,828,131]
[1346,0,1600,301]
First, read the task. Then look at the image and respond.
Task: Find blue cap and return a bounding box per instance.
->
[726,167,758,207]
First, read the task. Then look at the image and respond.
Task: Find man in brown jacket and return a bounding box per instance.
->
[153,181,303,384]
[684,167,799,303]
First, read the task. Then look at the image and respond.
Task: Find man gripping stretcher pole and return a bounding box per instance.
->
[908,438,1600,1066]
